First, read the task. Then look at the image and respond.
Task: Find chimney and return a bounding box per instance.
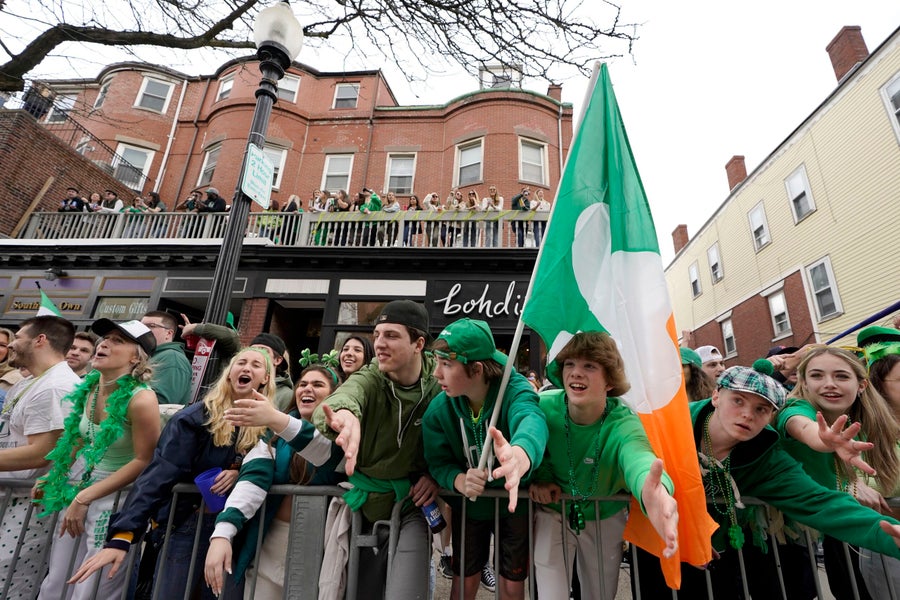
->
[672,224,689,254]
[826,26,869,82]
[546,84,562,101]
[725,155,747,191]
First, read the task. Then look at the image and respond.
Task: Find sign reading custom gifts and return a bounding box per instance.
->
[429,280,528,324]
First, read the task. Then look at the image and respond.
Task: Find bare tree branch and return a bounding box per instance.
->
[0,0,638,93]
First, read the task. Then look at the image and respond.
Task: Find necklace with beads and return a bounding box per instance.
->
[702,412,744,549]
[563,397,611,534]
[468,403,486,463]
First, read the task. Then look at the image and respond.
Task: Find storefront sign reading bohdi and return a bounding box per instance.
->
[430,280,528,322]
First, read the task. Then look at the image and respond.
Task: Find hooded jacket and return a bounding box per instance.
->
[149,341,192,405]
[312,353,441,521]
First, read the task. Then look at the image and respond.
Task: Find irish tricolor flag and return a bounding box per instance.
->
[521,63,714,587]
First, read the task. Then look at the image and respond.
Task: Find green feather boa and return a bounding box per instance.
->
[35,371,143,516]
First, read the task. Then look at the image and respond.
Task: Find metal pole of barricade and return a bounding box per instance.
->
[803,528,826,600]
[703,563,714,599]
[630,543,642,600]
[559,498,573,595]
[243,494,265,600]
[593,499,607,600]
[879,550,899,600]
[151,491,181,600]
[736,546,751,599]
[841,541,862,600]
[527,498,535,600]
[492,496,499,599]
[768,535,788,599]
[183,502,207,600]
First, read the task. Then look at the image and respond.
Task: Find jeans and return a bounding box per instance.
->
[154,512,220,600]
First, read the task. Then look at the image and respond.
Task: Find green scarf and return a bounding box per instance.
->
[35,371,142,516]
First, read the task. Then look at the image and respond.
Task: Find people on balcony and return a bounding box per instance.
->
[481,186,503,248]
[57,187,85,213]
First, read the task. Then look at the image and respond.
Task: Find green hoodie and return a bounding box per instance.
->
[149,341,192,405]
[690,399,900,557]
[313,354,441,521]
[423,371,548,520]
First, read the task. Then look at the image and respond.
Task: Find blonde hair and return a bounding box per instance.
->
[793,346,900,492]
[204,348,275,452]
[130,346,153,383]
[0,327,14,376]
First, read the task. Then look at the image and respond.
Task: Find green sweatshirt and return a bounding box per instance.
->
[423,371,548,520]
[531,391,672,521]
[149,341,192,405]
[690,399,900,557]
[313,354,441,521]
[775,397,840,488]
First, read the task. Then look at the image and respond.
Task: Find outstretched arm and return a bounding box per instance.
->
[815,413,876,475]
[323,405,361,475]
[488,427,531,513]
[640,459,679,559]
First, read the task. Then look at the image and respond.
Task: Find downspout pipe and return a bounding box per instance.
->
[153,78,188,193]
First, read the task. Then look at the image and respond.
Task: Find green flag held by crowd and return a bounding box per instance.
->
[521,63,715,588]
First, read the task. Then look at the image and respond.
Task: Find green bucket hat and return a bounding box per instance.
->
[680,347,702,369]
[717,365,786,409]
[434,318,507,366]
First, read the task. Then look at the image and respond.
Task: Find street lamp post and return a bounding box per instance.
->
[203,1,303,327]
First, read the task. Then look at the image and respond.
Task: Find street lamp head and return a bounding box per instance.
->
[254,1,304,61]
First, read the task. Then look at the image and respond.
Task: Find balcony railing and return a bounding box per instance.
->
[17,210,550,249]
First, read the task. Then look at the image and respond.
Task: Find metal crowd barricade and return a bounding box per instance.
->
[2,478,896,600]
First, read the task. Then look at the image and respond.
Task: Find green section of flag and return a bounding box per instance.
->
[38,289,62,317]
[522,63,659,348]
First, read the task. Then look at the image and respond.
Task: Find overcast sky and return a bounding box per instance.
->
[5,1,899,262]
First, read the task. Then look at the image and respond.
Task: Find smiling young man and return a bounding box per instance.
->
[65,331,97,377]
[634,364,900,598]
[423,318,548,600]
[527,331,676,600]
[313,299,442,600]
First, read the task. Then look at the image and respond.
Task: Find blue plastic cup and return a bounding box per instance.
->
[194,467,227,513]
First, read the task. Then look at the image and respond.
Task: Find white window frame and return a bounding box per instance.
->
[455,139,483,186]
[805,256,843,322]
[263,146,287,189]
[386,153,416,194]
[767,290,792,337]
[197,144,222,188]
[748,202,771,251]
[881,71,900,142]
[113,143,155,189]
[93,81,111,109]
[333,83,359,109]
[785,165,816,223]
[135,76,174,113]
[45,94,77,123]
[689,261,702,298]
[321,154,354,193]
[75,136,92,156]
[721,318,736,356]
[277,75,300,103]
[519,138,547,185]
[707,242,723,283]
[216,77,234,102]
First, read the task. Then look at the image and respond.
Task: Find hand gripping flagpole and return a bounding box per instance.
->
[476,63,603,473]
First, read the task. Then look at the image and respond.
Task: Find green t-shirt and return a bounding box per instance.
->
[775,398,839,489]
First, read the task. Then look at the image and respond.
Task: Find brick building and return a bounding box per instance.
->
[0,58,574,374]
[666,25,900,365]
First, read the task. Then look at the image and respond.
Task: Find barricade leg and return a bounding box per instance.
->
[0,494,53,600]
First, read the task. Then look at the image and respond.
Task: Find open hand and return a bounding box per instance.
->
[323,405,361,475]
[225,390,284,430]
[817,412,876,475]
[488,427,531,512]
[640,459,679,559]
[68,548,127,584]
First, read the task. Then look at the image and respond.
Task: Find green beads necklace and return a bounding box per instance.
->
[563,397,611,535]
[702,412,744,549]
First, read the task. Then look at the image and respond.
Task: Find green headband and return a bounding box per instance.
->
[241,346,272,373]
[298,348,340,386]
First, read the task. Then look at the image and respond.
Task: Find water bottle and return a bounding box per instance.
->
[411,474,446,533]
